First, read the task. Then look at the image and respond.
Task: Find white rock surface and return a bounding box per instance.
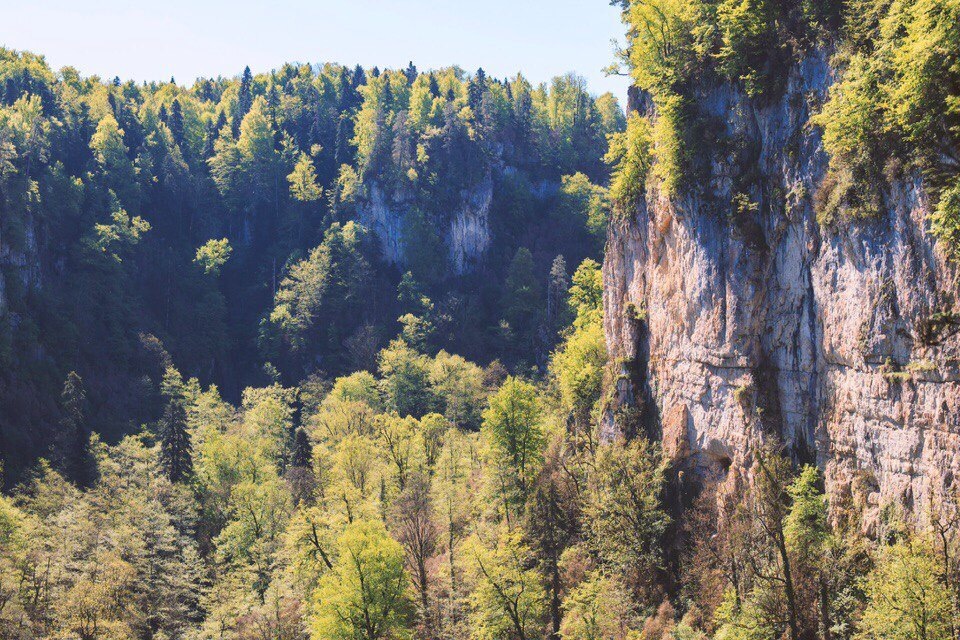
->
[358,175,493,274]
[603,51,960,521]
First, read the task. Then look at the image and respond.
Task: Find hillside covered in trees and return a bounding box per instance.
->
[0,47,622,480]
[4,0,960,639]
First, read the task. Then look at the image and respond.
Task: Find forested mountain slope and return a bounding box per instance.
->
[0,51,621,479]
[3,2,960,639]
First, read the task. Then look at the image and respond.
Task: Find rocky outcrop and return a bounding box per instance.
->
[603,51,960,521]
[0,210,42,319]
[357,174,493,274]
[448,171,493,274]
[358,184,407,265]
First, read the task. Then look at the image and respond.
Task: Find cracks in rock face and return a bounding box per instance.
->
[603,48,960,518]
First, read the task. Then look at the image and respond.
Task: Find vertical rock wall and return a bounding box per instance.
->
[357,173,493,275]
[603,52,960,519]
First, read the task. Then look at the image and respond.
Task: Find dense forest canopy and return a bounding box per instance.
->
[2,0,960,639]
[0,48,623,480]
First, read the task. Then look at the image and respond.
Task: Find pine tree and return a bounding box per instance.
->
[60,371,94,487]
[428,73,440,98]
[291,427,312,468]
[158,400,193,483]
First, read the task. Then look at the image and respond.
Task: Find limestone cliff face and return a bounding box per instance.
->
[357,173,493,274]
[603,51,960,520]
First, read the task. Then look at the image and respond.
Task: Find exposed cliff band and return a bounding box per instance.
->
[603,50,960,520]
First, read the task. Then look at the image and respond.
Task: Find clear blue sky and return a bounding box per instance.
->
[3,0,631,103]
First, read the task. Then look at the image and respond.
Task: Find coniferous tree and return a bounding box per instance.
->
[266,83,280,124]
[291,427,312,468]
[468,68,486,112]
[404,61,418,84]
[546,254,570,331]
[168,98,185,147]
[233,65,253,137]
[158,399,193,483]
[202,118,218,157]
[60,371,94,487]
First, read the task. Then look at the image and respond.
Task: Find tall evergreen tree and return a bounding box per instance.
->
[158,400,193,483]
[546,254,571,337]
[291,427,312,468]
[169,98,185,147]
[233,65,253,137]
[404,61,418,84]
[468,67,486,112]
[202,118,218,157]
[350,64,364,85]
[60,371,94,487]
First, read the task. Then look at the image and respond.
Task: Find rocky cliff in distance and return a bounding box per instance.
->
[358,172,493,274]
[603,50,960,523]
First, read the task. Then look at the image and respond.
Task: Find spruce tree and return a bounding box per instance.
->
[351,65,366,90]
[382,77,393,110]
[468,67,486,112]
[158,400,193,483]
[169,99,185,147]
[202,119,218,157]
[547,254,570,329]
[267,84,279,115]
[291,427,313,468]
[215,110,228,134]
[334,114,353,167]
[404,61,418,83]
[233,65,253,137]
[3,78,16,105]
[60,371,94,487]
